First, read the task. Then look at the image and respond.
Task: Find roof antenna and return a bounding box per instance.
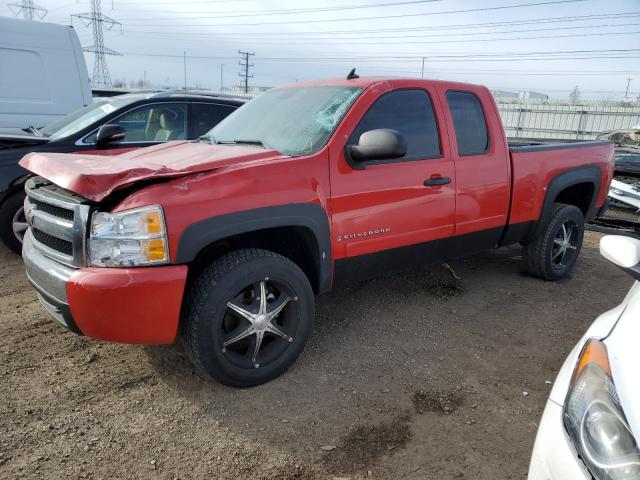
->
[346,68,359,80]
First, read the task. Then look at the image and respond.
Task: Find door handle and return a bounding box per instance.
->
[424,176,451,186]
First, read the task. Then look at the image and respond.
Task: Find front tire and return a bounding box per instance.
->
[0,190,27,254]
[524,203,585,281]
[182,249,314,387]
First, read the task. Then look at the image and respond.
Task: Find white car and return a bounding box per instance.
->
[529,235,640,480]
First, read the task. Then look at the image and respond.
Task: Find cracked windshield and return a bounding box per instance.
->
[208,86,362,156]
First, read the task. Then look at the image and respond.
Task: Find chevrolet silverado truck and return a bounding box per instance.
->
[19,77,614,387]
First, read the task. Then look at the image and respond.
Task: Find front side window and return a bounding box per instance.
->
[348,89,441,160]
[85,103,187,144]
[446,91,489,156]
[42,101,118,140]
[207,86,362,156]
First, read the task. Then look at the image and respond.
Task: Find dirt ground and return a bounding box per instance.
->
[0,232,632,480]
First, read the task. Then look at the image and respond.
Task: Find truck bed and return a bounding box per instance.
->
[507,140,614,230]
[508,140,609,151]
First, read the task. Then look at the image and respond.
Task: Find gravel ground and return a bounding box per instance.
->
[0,232,632,480]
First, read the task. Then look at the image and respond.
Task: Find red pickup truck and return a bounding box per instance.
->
[20,77,614,387]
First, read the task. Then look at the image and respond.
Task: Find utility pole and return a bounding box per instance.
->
[72,0,122,88]
[183,51,187,93]
[238,50,255,94]
[8,0,47,20]
[220,64,224,91]
[421,57,425,79]
[625,78,632,99]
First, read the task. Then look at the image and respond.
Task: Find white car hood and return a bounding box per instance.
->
[604,281,640,443]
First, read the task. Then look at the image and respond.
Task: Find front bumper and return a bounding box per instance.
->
[22,230,82,333]
[528,399,591,480]
[23,230,188,344]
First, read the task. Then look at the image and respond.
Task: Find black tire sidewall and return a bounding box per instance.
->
[188,252,314,387]
[0,190,26,254]
[543,205,584,280]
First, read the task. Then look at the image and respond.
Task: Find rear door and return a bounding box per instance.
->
[329,84,456,280]
[437,87,510,245]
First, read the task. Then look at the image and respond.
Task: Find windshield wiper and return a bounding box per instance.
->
[22,126,42,136]
[217,139,269,148]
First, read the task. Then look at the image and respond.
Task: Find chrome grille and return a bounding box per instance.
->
[29,199,74,221]
[25,177,90,268]
[32,228,73,256]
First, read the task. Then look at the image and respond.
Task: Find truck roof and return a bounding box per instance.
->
[277,76,488,92]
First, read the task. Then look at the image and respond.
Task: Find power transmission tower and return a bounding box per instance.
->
[238,50,255,94]
[8,0,47,20]
[72,0,122,88]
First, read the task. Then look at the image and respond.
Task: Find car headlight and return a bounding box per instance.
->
[88,205,168,267]
[564,339,640,480]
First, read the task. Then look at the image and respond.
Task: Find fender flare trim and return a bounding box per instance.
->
[527,164,602,244]
[174,203,333,293]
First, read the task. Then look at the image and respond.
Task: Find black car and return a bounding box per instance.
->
[0,91,244,253]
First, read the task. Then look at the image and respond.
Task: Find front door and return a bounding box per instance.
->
[73,102,189,156]
[329,86,456,283]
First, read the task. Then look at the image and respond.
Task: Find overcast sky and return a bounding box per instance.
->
[2,0,639,99]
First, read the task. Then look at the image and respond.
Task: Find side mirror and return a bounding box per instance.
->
[347,129,407,163]
[600,235,640,274]
[95,124,126,148]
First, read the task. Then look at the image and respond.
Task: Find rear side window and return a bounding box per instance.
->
[446,91,489,156]
[190,103,236,138]
[349,89,441,160]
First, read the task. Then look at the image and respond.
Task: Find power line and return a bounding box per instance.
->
[121,21,640,42]
[72,0,122,88]
[116,50,640,69]
[121,29,640,47]
[111,0,253,4]
[118,0,588,27]
[238,50,254,94]
[119,48,640,60]
[7,0,47,20]
[111,0,446,19]
[60,12,640,38]
[305,29,640,45]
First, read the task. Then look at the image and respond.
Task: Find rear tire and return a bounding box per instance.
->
[523,203,584,281]
[0,190,27,254]
[182,248,314,387]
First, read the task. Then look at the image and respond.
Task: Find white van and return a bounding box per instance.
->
[0,17,92,128]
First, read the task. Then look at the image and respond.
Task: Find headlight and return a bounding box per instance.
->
[88,205,168,267]
[564,339,640,480]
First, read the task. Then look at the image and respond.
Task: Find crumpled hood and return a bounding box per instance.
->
[19,140,285,201]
